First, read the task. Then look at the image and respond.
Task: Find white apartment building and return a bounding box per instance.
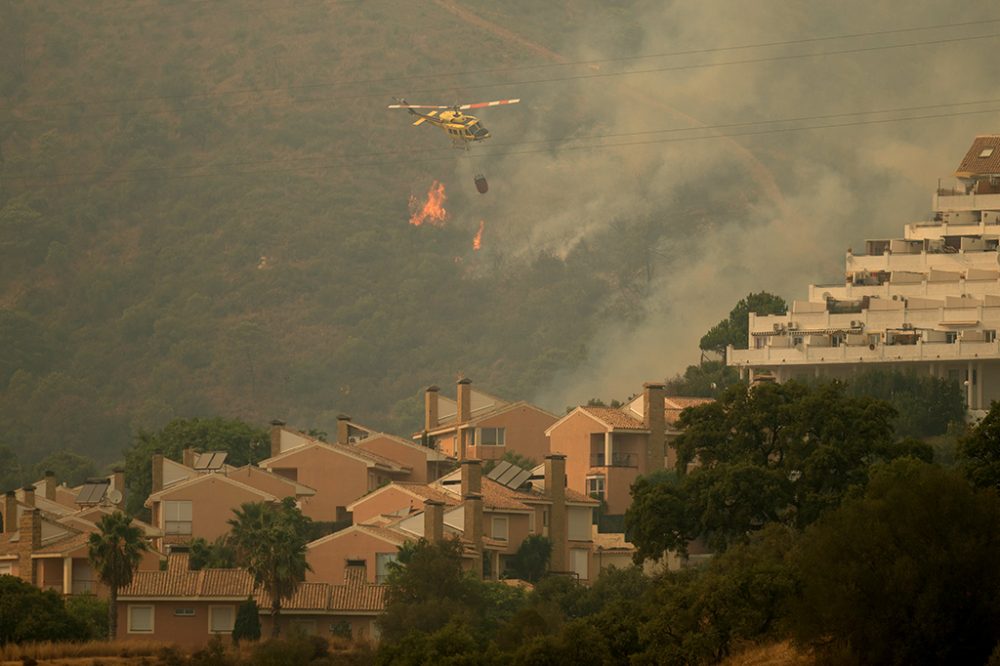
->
[728,136,1000,415]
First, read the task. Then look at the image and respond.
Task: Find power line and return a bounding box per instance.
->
[5,103,999,189]
[6,18,1000,118]
[6,97,1000,182]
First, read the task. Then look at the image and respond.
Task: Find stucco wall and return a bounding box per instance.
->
[357,436,428,484]
[306,529,400,585]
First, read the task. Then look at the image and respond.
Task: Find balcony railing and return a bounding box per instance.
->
[590,452,637,467]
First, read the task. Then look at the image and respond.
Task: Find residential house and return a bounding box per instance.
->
[117,551,385,647]
[332,415,453,484]
[0,500,161,595]
[416,378,558,463]
[144,450,317,551]
[313,456,599,583]
[548,383,712,517]
[260,424,412,522]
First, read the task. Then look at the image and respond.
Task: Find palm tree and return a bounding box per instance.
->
[88,511,149,639]
[228,497,311,637]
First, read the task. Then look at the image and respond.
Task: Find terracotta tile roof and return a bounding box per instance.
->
[392,483,461,506]
[124,565,386,614]
[329,581,386,613]
[254,577,386,614]
[257,582,330,611]
[121,570,202,597]
[664,397,714,426]
[200,569,254,597]
[956,135,1000,177]
[479,481,532,512]
[581,406,647,430]
[564,488,600,505]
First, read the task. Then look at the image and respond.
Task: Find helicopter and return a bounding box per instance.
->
[388,97,521,149]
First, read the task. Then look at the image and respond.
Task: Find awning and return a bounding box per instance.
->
[939,320,980,327]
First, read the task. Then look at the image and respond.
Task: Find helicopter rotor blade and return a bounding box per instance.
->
[387,103,452,109]
[457,98,521,110]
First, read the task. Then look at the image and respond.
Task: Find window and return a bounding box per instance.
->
[209,605,235,634]
[375,552,397,584]
[980,148,994,158]
[568,507,592,541]
[128,605,154,634]
[528,511,536,534]
[462,429,476,448]
[570,549,589,581]
[491,516,508,541]
[174,608,196,617]
[586,476,605,499]
[163,500,192,535]
[479,427,505,446]
[292,620,317,635]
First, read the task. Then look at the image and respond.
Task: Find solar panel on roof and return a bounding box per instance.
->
[495,466,522,487]
[76,480,109,504]
[193,451,228,470]
[486,460,513,481]
[508,469,532,489]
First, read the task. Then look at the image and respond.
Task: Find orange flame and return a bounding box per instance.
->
[408,180,448,227]
[472,220,485,251]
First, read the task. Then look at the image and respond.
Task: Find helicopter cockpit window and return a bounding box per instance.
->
[470,123,488,137]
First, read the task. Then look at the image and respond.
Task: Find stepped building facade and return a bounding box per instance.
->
[728,135,1000,415]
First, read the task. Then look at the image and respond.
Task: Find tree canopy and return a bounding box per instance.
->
[88,511,149,640]
[699,292,787,355]
[627,380,929,557]
[959,400,1000,490]
[124,417,268,516]
[791,459,1000,664]
[228,498,312,638]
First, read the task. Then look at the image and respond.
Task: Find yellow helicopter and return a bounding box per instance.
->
[388,97,521,149]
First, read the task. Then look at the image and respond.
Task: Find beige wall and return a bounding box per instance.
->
[158,476,270,544]
[549,411,607,498]
[484,511,531,556]
[118,599,240,648]
[470,407,555,464]
[225,467,299,500]
[350,487,422,525]
[264,447,370,522]
[307,529,401,585]
[357,436,429,483]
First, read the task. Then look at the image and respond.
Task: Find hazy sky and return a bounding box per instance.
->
[427,0,1000,409]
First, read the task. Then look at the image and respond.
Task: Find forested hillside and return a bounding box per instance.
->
[0,0,772,468]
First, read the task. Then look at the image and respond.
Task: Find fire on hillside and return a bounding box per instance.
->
[409,181,448,227]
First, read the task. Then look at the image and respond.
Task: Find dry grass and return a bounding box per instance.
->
[0,639,169,663]
[721,641,814,666]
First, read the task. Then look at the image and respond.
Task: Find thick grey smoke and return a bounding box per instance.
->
[441,0,1000,409]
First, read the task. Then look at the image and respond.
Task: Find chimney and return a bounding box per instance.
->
[336,414,351,445]
[463,492,483,578]
[152,453,164,493]
[18,509,42,583]
[460,459,482,497]
[270,419,285,458]
[544,454,567,573]
[182,448,196,468]
[3,490,16,534]
[21,485,34,508]
[43,471,56,501]
[643,382,667,472]
[112,468,125,502]
[423,499,444,543]
[424,386,440,431]
[456,378,472,424]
